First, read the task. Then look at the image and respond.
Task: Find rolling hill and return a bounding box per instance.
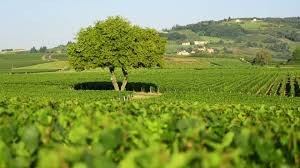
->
[163,17,300,61]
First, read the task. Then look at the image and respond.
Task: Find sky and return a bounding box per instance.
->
[0,0,299,50]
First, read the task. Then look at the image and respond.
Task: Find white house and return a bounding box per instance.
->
[194,41,208,46]
[182,42,191,46]
[177,50,190,56]
[14,49,26,52]
[207,48,215,54]
[198,47,206,52]
[198,47,215,53]
[235,19,241,23]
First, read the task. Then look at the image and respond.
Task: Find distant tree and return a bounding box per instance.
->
[267,42,289,52]
[246,41,258,47]
[279,30,300,42]
[223,47,233,54]
[66,41,72,46]
[167,32,187,41]
[291,46,300,63]
[1,49,13,52]
[39,46,47,53]
[252,49,272,65]
[225,17,232,22]
[67,16,166,91]
[217,40,225,45]
[30,47,38,53]
[263,37,278,43]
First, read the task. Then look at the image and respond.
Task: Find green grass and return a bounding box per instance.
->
[198,36,233,44]
[240,21,271,31]
[15,61,69,70]
[0,52,69,73]
[175,29,201,41]
[0,53,46,72]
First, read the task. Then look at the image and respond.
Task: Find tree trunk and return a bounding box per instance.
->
[120,68,128,91]
[109,67,120,91]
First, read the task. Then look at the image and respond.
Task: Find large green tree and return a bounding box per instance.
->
[67,16,166,91]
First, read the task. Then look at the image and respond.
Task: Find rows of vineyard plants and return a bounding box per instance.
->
[0,98,299,168]
[1,69,300,106]
[183,70,300,98]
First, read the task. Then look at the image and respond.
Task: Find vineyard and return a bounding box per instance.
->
[0,98,299,168]
[1,1,300,166]
[0,57,300,167]
[1,67,300,105]
[191,71,300,97]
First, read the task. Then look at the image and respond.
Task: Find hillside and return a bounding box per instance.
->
[163,17,300,61]
[0,52,68,73]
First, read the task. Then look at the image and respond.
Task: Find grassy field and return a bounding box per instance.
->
[1,54,300,167]
[0,52,68,73]
[15,61,69,70]
[240,21,271,31]
[0,53,46,73]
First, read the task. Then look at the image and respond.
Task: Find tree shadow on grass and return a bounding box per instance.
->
[73,82,159,92]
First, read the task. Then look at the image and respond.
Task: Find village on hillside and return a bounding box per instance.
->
[177,40,215,56]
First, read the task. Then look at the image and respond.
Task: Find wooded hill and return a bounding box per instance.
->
[163,17,300,61]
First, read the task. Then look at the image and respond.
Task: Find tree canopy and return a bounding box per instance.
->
[67,16,166,91]
[30,47,38,53]
[39,46,48,53]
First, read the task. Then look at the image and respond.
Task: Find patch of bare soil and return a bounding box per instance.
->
[131,92,162,100]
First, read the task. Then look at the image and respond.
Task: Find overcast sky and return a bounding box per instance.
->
[0,0,299,50]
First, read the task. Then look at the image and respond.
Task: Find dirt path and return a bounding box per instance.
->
[42,53,55,61]
[131,92,162,100]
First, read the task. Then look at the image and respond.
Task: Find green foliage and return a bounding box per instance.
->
[246,41,258,48]
[267,42,289,52]
[279,30,300,42]
[292,46,300,63]
[172,21,245,38]
[0,98,300,167]
[0,66,300,105]
[67,16,166,71]
[39,46,47,53]
[30,47,38,53]
[166,17,300,59]
[252,49,272,65]
[167,32,187,41]
[1,55,300,167]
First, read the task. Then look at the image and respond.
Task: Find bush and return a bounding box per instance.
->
[252,49,272,65]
